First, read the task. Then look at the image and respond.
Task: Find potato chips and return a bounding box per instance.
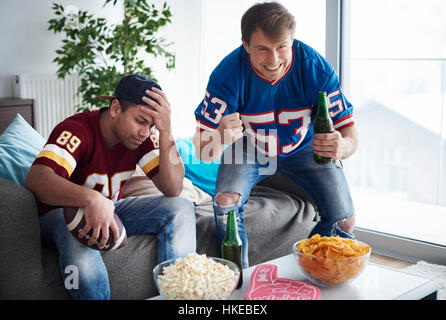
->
[294,234,371,286]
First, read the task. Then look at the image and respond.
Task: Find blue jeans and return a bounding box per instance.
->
[213,137,355,268]
[39,195,196,300]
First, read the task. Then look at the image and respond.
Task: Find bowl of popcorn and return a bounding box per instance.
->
[293,234,371,287]
[153,252,240,300]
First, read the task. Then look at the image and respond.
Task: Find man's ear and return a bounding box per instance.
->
[110,99,121,118]
[242,37,250,53]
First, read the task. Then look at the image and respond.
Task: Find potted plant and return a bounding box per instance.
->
[48,0,174,112]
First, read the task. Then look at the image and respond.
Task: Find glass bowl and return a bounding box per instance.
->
[153,255,240,300]
[293,239,371,287]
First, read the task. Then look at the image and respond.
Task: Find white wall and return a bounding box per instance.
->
[155,0,204,139]
[0,0,123,97]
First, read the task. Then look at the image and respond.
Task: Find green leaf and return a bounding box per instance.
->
[49,0,175,113]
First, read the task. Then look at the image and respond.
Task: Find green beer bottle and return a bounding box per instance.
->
[221,210,243,289]
[313,91,334,164]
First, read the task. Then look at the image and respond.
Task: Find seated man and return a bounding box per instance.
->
[193,2,357,268]
[25,74,196,299]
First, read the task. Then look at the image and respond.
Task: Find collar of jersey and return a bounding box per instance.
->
[248,47,294,86]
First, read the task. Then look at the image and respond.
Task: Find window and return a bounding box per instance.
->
[341,0,446,262]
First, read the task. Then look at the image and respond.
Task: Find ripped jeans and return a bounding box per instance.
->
[213,138,355,268]
[39,195,196,300]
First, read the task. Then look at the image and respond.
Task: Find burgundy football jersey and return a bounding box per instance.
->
[33,108,160,215]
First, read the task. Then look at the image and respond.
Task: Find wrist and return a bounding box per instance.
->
[217,126,227,146]
[83,188,102,208]
[340,137,354,159]
[157,125,173,137]
[158,128,174,145]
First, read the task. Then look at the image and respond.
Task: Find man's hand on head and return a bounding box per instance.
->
[140,87,172,133]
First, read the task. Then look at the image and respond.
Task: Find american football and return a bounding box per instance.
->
[63,206,127,251]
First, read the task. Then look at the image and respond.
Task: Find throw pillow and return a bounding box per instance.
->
[176,138,221,196]
[0,114,45,186]
[121,165,212,205]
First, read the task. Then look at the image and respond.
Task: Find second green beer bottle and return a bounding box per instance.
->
[221,210,243,289]
[313,91,334,164]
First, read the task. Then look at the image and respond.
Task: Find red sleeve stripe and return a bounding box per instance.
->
[335,122,355,131]
[196,120,217,132]
[333,114,354,130]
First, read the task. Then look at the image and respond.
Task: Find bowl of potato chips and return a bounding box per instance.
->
[293,234,371,287]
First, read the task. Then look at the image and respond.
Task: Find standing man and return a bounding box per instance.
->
[25,75,196,299]
[193,2,357,268]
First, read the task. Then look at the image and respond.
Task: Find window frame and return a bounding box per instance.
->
[333,0,446,265]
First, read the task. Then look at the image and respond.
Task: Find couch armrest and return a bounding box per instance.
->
[0,179,43,299]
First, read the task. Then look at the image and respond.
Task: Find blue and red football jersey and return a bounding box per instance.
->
[194,39,354,157]
[32,108,160,215]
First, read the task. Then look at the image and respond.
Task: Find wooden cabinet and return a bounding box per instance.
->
[0,98,34,134]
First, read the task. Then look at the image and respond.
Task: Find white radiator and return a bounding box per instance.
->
[13,74,81,139]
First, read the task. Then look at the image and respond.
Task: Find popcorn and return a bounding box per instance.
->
[156,253,238,300]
